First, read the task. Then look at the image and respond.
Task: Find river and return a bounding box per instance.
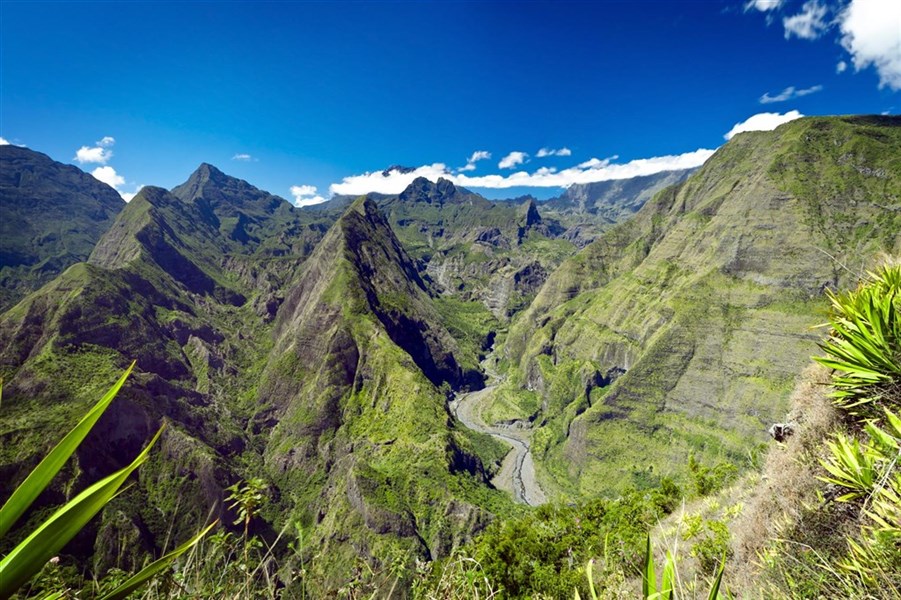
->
[451,381,547,506]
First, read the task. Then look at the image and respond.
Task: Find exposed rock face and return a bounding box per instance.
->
[0,145,124,311]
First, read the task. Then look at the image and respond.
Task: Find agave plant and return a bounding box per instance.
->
[818,408,901,589]
[815,265,901,414]
[818,434,880,501]
[0,363,215,599]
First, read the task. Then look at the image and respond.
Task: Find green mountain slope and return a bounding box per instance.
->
[252,197,511,593]
[0,167,335,571]
[0,169,510,593]
[498,115,901,498]
[0,145,124,311]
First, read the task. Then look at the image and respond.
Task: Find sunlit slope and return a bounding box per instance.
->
[500,115,900,498]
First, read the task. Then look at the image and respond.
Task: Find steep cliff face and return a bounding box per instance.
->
[0,145,124,311]
[254,198,508,592]
[500,116,901,498]
[545,169,695,217]
[538,168,696,247]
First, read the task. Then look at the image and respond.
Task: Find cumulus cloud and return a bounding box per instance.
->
[746,0,900,91]
[232,153,254,161]
[745,0,784,11]
[498,151,528,169]
[724,110,804,140]
[290,184,328,207]
[329,149,715,196]
[783,1,829,40]
[458,150,491,172]
[839,0,901,90]
[75,145,113,164]
[759,84,823,103]
[74,136,116,164]
[91,165,125,189]
[536,147,572,158]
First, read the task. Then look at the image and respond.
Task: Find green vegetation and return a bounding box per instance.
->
[0,365,212,600]
[815,264,901,416]
[2,117,900,597]
[417,451,742,599]
[496,117,900,501]
[731,262,900,598]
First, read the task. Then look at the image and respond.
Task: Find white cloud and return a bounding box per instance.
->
[74,136,117,164]
[498,151,528,169]
[783,1,830,40]
[329,149,714,196]
[330,164,451,196]
[536,147,572,158]
[458,150,491,172]
[75,145,113,164]
[0,137,9,146]
[839,0,901,90]
[91,165,125,189]
[836,60,848,73]
[759,84,823,103]
[724,110,804,140]
[745,0,784,11]
[232,153,254,161]
[290,184,328,207]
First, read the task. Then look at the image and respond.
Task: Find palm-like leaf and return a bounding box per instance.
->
[0,427,163,597]
[0,362,135,538]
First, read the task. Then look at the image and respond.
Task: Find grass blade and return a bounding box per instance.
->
[642,534,656,599]
[0,426,162,597]
[707,556,725,600]
[585,558,598,600]
[0,362,135,538]
[97,519,218,600]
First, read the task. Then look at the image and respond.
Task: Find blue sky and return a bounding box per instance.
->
[1,1,897,203]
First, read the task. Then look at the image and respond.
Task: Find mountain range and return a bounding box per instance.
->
[1,115,898,595]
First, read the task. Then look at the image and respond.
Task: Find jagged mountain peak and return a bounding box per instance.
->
[171,163,289,213]
[517,196,542,227]
[381,164,417,176]
[398,176,461,204]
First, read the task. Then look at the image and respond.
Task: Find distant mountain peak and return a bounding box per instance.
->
[381,165,417,177]
[171,163,289,221]
[176,162,234,195]
[517,196,542,228]
[398,176,459,204]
